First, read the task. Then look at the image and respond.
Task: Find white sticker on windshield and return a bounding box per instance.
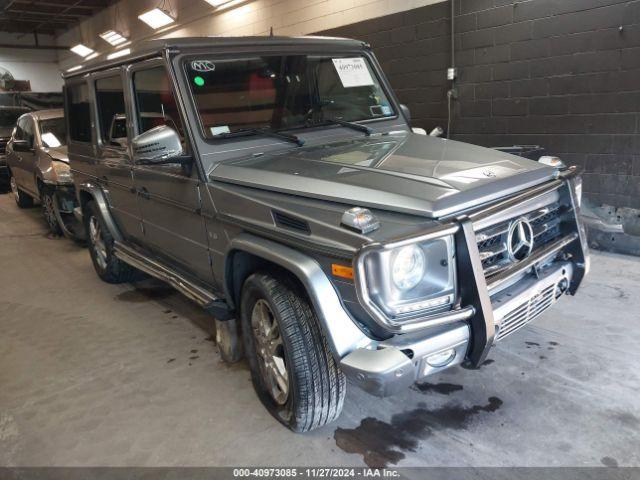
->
[210,126,230,136]
[332,58,374,88]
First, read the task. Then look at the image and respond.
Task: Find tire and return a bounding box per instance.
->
[84,200,142,284]
[9,172,34,208]
[41,188,63,236]
[241,272,346,432]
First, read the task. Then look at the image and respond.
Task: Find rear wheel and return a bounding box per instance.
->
[84,200,142,284]
[241,272,345,432]
[10,173,33,209]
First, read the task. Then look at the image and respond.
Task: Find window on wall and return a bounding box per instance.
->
[95,75,127,148]
[66,83,92,143]
[132,66,184,141]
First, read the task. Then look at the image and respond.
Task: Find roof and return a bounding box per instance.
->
[64,35,366,79]
[28,109,64,121]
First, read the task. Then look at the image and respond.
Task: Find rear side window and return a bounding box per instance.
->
[95,75,126,147]
[66,83,91,143]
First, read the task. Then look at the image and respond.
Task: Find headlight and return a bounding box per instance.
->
[356,233,457,325]
[51,161,72,183]
[392,245,425,291]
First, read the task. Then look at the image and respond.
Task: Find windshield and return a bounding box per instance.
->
[185,54,395,139]
[39,117,67,148]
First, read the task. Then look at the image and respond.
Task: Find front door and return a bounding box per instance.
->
[92,69,144,244]
[12,116,37,195]
[129,62,214,284]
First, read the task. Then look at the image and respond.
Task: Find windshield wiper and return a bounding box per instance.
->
[316,118,373,136]
[222,127,304,146]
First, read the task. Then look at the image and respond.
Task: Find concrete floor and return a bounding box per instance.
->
[0,191,639,468]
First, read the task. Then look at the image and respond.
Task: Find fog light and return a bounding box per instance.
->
[426,348,456,368]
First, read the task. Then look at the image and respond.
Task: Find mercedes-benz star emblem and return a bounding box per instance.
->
[507,218,534,261]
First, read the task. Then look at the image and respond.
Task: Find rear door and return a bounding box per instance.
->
[91,69,144,244]
[128,60,214,284]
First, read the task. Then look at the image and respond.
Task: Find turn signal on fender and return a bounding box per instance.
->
[332,264,354,280]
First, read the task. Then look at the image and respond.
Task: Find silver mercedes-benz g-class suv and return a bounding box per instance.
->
[64,37,589,432]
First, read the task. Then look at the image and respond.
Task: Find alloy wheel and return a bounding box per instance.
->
[89,216,108,270]
[251,299,289,405]
[42,193,59,232]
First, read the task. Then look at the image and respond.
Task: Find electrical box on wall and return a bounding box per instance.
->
[447,67,457,81]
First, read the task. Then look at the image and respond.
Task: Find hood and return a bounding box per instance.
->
[45,146,69,163]
[211,132,556,218]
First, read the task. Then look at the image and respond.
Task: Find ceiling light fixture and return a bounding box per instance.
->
[138,8,175,29]
[107,48,130,60]
[100,30,128,46]
[85,52,99,60]
[66,65,82,72]
[70,44,94,57]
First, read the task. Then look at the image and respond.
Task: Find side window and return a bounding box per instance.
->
[95,75,127,148]
[14,117,26,141]
[132,66,185,142]
[22,117,35,147]
[67,83,92,143]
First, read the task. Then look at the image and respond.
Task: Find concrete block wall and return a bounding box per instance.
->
[321,0,640,209]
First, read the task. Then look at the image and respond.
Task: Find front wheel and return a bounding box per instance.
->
[241,272,346,432]
[41,189,63,235]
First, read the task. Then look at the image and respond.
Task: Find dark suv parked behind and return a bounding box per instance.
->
[64,37,589,432]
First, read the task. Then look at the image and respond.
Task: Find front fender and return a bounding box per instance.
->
[77,182,123,243]
[227,233,371,359]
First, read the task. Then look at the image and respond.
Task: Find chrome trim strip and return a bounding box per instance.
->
[393,306,475,333]
[466,179,562,220]
[114,241,218,307]
[486,232,579,294]
[469,182,562,231]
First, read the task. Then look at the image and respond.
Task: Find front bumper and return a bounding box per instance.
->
[340,259,577,397]
[338,173,588,397]
[340,322,470,397]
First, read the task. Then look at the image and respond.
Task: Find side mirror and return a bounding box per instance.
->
[399,104,411,122]
[12,139,32,152]
[132,125,189,165]
[429,126,444,137]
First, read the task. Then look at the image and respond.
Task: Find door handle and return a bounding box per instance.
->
[138,187,151,200]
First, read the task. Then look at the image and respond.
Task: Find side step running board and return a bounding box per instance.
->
[114,241,219,308]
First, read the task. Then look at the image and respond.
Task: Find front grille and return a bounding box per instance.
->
[0,138,7,155]
[476,202,567,278]
[495,284,557,340]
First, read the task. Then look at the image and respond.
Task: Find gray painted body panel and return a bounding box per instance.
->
[211,132,555,218]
